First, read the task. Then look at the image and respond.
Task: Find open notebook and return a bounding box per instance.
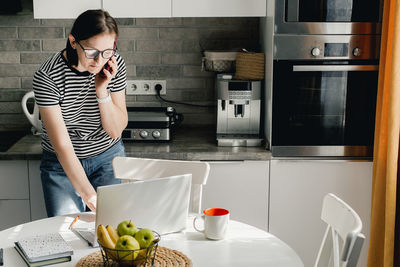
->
[72,174,192,247]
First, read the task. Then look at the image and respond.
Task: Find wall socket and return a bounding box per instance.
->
[126,80,167,95]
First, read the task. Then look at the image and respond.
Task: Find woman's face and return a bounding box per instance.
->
[71,33,116,74]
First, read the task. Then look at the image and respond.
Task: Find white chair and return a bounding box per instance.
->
[112,156,210,214]
[314,193,365,267]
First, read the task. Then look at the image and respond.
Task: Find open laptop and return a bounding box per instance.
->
[72,174,192,247]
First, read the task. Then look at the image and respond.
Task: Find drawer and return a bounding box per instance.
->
[0,200,31,231]
[0,161,29,199]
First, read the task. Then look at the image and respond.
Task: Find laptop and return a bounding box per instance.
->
[72,174,192,247]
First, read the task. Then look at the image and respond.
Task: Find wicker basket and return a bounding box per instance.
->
[202,51,237,73]
[234,52,265,80]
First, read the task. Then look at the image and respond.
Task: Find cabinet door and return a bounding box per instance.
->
[0,161,29,199]
[202,161,269,231]
[172,0,266,17]
[33,0,101,19]
[0,200,30,231]
[269,160,372,267]
[28,160,47,221]
[103,0,171,18]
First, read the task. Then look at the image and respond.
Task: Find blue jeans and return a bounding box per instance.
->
[40,141,125,217]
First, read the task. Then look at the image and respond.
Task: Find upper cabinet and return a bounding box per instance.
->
[33,0,266,19]
[172,0,266,17]
[33,0,102,19]
[103,0,171,18]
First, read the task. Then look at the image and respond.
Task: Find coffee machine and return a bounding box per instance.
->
[216,74,262,146]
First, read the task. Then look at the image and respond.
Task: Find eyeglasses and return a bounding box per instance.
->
[76,40,116,59]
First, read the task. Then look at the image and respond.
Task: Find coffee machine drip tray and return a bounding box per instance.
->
[217,134,263,147]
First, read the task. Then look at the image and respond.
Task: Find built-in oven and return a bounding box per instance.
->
[275,0,383,34]
[270,35,380,157]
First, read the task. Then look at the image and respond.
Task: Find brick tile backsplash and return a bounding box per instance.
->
[0,14,259,130]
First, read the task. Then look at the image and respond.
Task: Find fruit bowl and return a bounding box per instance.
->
[98,230,160,267]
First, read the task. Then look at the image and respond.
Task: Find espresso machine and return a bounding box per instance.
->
[216,74,262,146]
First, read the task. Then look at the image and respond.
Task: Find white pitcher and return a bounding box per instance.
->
[21,91,42,135]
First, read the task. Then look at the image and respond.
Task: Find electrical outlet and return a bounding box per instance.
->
[126,80,167,95]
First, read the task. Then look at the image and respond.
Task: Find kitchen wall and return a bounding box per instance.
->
[0,12,259,131]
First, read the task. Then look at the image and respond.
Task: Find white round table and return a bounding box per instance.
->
[0,213,304,267]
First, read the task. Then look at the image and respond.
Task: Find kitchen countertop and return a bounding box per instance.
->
[0,127,271,161]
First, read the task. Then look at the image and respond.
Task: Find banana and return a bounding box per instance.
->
[97,224,116,249]
[106,225,120,244]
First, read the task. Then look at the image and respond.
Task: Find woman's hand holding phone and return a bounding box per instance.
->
[95,55,118,97]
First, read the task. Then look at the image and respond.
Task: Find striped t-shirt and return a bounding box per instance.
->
[33,50,127,159]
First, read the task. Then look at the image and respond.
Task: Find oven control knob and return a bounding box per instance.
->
[353,47,362,57]
[139,130,148,138]
[311,47,321,57]
[152,130,161,139]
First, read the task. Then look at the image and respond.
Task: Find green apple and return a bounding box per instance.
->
[135,228,155,248]
[115,235,140,260]
[117,220,137,236]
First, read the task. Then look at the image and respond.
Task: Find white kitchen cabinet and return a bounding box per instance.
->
[28,160,47,221]
[103,0,171,18]
[0,160,31,231]
[173,0,266,17]
[202,161,269,231]
[34,0,266,18]
[0,161,29,199]
[33,0,101,19]
[0,200,31,231]
[269,160,372,267]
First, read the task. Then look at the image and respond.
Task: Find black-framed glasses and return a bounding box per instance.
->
[76,40,116,59]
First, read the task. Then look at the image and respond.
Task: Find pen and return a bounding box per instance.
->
[69,216,79,230]
[0,248,3,266]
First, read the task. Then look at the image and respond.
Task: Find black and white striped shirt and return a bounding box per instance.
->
[33,50,127,159]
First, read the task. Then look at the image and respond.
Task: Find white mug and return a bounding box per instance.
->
[193,208,229,240]
[21,91,42,135]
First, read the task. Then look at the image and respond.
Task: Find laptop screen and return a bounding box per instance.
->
[95,174,192,236]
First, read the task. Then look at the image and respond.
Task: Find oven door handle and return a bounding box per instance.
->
[293,65,379,72]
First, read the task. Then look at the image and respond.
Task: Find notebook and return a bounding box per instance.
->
[14,232,73,266]
[73,174,192,247]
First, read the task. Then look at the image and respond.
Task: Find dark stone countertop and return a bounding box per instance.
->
[0,127,271,161]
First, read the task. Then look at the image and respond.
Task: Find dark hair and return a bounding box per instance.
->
[66,9,118,66]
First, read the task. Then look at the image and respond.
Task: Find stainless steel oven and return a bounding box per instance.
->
[275,0,383,34]
[269,34,380,157]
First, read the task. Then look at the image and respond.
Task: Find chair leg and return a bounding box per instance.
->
[315,226,333,267]
[344,234,365,267]
[332,230,340,267]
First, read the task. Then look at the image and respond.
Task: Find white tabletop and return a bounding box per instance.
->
[0,213,304,267]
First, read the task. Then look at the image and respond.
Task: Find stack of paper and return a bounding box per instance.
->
[14,232,73,267]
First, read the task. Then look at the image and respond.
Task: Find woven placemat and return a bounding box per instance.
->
[76,246,192,267]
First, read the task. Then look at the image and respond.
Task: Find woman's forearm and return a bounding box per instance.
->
[97,91,128,139]
[55,145,96,201]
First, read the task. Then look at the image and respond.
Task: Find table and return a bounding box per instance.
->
[0,213,304,267]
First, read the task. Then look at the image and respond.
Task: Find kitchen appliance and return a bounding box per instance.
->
[122,106,183,141]
[261,0,383,157]
[275,0,383,34]
[268,35,380,157]
[216,74,262,147]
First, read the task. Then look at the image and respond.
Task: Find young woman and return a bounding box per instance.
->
[33,9,128,217]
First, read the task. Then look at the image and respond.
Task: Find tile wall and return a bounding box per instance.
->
[0,13,259,131]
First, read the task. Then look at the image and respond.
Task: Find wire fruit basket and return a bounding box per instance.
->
[98,231,160,267]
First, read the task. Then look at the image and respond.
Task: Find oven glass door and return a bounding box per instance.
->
[272,60,378,148]
[286,0,381,22]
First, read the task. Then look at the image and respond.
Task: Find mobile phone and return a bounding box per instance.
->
[100,40,117,77]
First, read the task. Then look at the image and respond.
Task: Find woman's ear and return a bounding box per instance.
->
[68,34,76,49]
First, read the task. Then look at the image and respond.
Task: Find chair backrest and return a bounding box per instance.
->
[314,193,365,267]
[112,156,210,214]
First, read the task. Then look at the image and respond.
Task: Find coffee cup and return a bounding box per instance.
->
[193,208,229,240]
